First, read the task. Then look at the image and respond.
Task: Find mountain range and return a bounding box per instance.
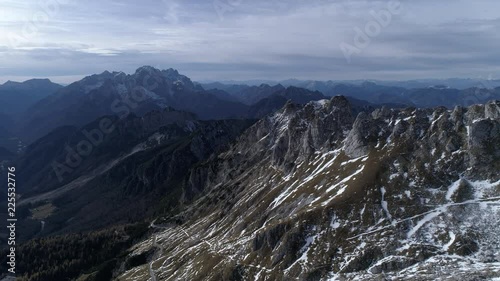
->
[3,66,500,146]
[202,78,500,90]
[202,81,500,109]
[17,67,317,143]
[0,67,499,281]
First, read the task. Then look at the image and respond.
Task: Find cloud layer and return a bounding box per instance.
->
[1,0,499,83]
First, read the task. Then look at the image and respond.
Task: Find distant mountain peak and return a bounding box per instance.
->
[135,65,161,75]
[162,67,180,76]
[133,66,179,77]
[27,78,52,82]
[0,78,62,92]
[3,80,17,86]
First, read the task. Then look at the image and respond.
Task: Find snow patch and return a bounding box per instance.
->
[330,215,341,229]
[442,231,456,251]
[380,187,393,223]
[405,190,412,199]
[407,210,443,238]
[340,156,368,166]
[310,99,329,109]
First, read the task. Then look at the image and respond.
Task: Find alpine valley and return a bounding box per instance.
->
[0,67,499,281]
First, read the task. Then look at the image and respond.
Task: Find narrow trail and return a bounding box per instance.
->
[347,196,500,240]
[148,220,170,281]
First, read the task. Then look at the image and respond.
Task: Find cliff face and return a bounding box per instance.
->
[118,98,500,281]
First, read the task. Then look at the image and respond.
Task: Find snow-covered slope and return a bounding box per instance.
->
[117,98,500,281]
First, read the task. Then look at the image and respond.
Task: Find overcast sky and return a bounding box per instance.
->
[0,0,499,84]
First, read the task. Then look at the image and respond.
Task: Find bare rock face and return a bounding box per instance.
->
[466,101,500,174]
[120,98,500,281]
[343,111,385,158]
[468,119,500,167]
[485,100,500,119]
[185,96,355,195]
[268,96,354,171]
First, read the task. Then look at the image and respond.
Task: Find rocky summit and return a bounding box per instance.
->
[116,98,500,281]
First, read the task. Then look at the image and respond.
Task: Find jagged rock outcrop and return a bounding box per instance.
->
[185,96,354,195]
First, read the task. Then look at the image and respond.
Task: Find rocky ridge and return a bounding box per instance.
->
[117,98,500,281]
